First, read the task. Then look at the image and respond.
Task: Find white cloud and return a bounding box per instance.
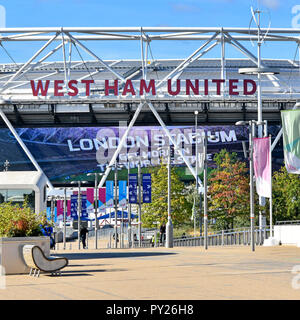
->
[261,0,280,10]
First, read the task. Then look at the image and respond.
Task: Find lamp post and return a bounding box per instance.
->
[239,31,279,246]
[59,187,67,250]
[87,173,103,249]
[236,120,255,251]
[158,145,174,248]
[137,158,142,248]
[71,180,87,250]
[128,154,142,248]
[203,131,208,250]
[127,160,132,248]
[202,131,217,250]
[236,120,265,251]
[194,110,198,238]
[114,162,118,249]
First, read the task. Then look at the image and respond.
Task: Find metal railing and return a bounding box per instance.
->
[52,226,273,250]
[173,227,271,247]
[275,220,300,225]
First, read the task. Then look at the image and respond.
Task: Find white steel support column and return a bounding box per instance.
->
[147,102,203,187]
[98,101,146,188]
[0,108,54,190]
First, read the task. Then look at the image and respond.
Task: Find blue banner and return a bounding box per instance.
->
[70,194,78,219]
[81,194,88,218]
[142,173,152,203]
[106,181,114,208]
[119,180,127,208]
[129,174,138,204]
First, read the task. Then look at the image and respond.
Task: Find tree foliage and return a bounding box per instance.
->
[272,166,300,222]
[208,150,250,230]
[0,202,46,237]
[142,162,192,228]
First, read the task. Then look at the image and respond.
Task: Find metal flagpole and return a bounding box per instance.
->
[127,161,132,248]
[138,158,142,248]
[194,111,198,237]
[249,121,255,252]
[114,162,118,249]
[166,145,173,248]
[269,134,273,238]
[63,187,67,250]
[204,131,208,250]
[95,175,99,249]
[78,181,81,250]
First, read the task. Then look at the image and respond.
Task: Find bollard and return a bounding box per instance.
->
[222,230,224,246]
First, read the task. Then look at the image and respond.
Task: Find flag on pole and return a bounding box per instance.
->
[105,181,114,208]
[118,180,127,208]
[56,200,64,221]
[253,137,271,198]
[98,187,106,212]
[281,109,300,174]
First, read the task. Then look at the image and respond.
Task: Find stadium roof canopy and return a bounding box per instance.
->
[0,26,299,126]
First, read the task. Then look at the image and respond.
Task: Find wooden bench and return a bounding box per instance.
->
[23,245,68,277]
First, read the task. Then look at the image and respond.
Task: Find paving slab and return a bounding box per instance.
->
[1,245,300,300]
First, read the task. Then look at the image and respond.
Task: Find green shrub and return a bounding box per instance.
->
[0,202,45,237]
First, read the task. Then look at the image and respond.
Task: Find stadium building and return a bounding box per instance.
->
[0,26,299,196]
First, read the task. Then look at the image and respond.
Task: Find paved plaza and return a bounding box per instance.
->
[1,245,300,300]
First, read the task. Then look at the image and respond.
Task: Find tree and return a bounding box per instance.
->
[141,162,192,228]
[272,166,300,222]
[208,150,250,230]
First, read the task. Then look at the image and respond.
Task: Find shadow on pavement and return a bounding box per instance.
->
[53,252,177,260]
[45,268,128,277]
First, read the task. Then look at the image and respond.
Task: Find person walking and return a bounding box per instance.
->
[160,223,166,244]
[80,225,89,249]
[40,215,55,249]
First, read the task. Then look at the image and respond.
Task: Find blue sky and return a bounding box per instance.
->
[0,0,300,62]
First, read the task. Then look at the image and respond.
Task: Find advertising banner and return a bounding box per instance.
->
[106,181,114,208]
[81,194,88,219]
[281,109,300,174]
[142,173,151,203]
[67,200,71,218]
[86,188,95,216]
[56,200,64,221]
[253,137,271,198]
[70,194,78,219]
[129,174,138,204]
[0,125,284,183]
[119,180,127,208]
[99,187,106,212]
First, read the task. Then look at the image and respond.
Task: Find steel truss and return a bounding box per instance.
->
[0,26,299,189]
[0,27,299,99]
